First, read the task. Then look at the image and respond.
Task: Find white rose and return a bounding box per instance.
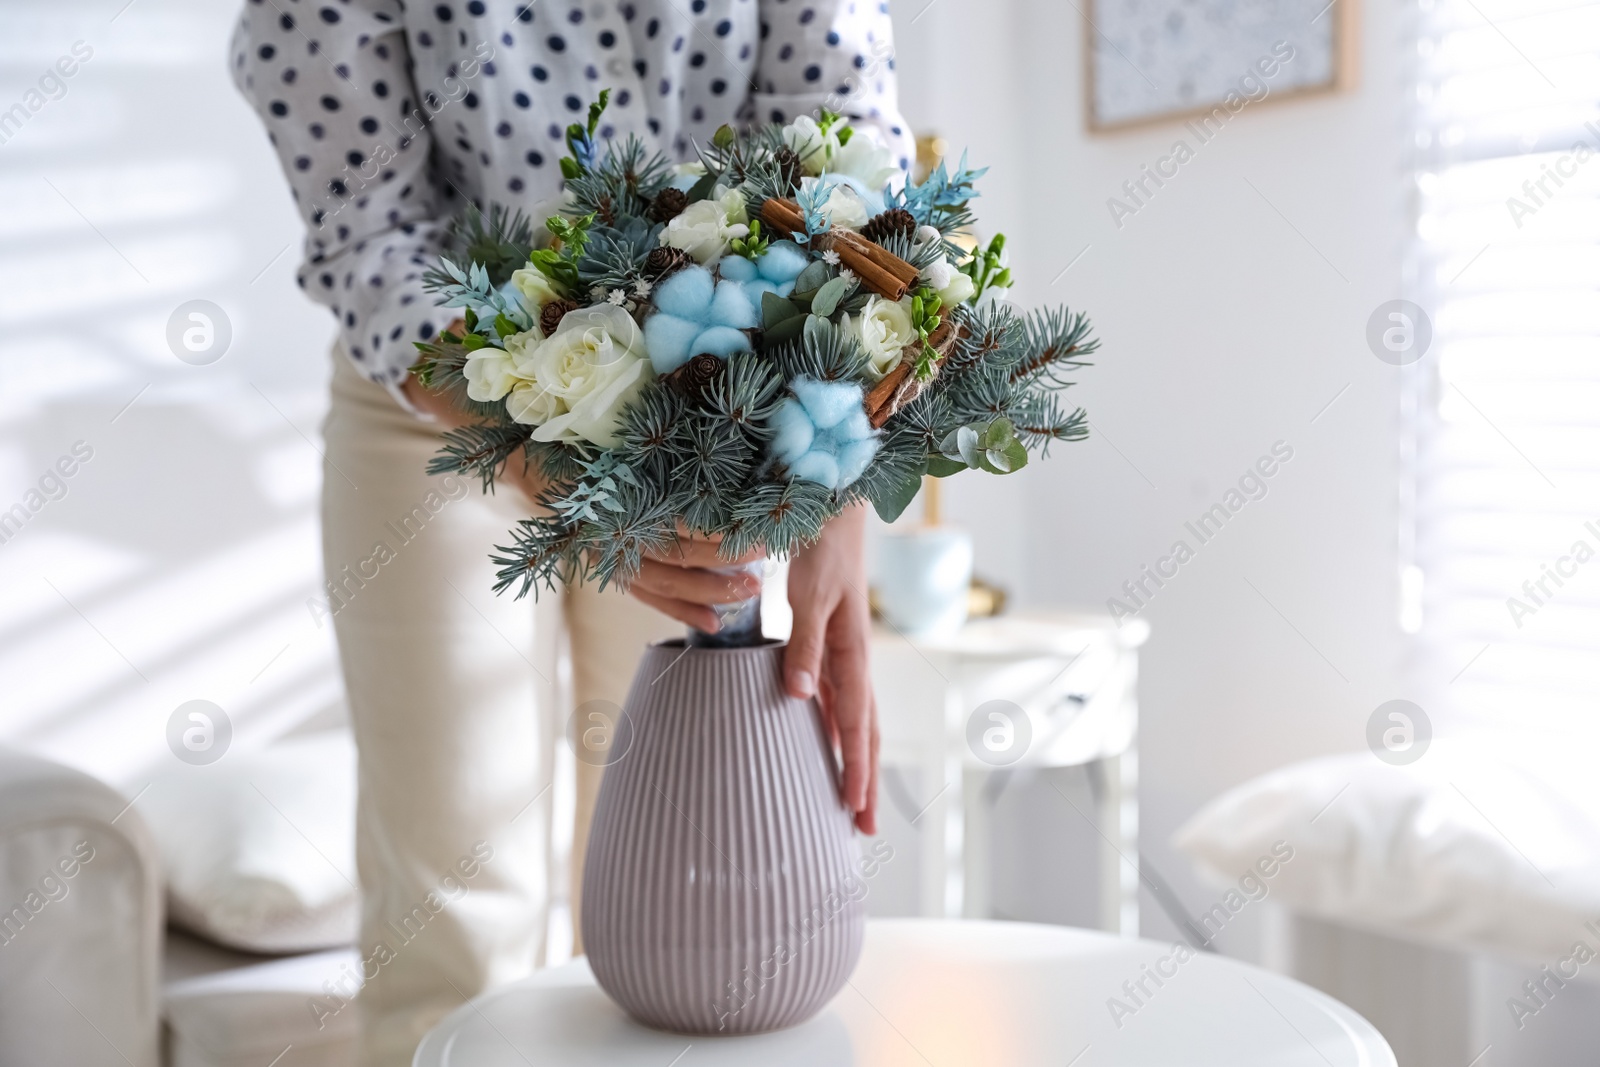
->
[801,177,871,231]
[830,130,898,191]
[782,115,840,176]
[510,265,564,316]
[920,259,977,307]
[659,186,750,263]
[462,347,522,402]
[506,378,563,426]
[842,295,918,381]
[510,304,653,447]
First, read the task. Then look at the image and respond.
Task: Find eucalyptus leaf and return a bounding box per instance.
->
[926,455,968,478]
[811,276,849,318]
[761,291,802,328]
[955,425,981,467]
[795,260,830,293]
[982,416,1017,450]
[686,171,718,203]
[763,315,807,347]
[871,464,927,523]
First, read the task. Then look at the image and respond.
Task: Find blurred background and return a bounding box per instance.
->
[2,0,1598,1064]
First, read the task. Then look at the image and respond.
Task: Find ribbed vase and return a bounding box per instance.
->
[580,639,865,1034]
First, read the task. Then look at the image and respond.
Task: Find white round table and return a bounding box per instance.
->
[415,920,1394,1067]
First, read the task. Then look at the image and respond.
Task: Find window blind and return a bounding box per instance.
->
[1410,0,1600,734]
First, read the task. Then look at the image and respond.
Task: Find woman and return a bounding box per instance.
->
[230,2,912,1062]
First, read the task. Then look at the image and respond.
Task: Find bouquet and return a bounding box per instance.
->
[414,93,1100,632]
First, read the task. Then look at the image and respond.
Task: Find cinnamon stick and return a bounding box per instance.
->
[759,198,917,302]
[865,320,962,428]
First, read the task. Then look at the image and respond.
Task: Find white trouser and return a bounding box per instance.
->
[321,353,676,1067]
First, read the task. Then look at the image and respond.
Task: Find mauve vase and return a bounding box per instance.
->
[580,638,865,1034]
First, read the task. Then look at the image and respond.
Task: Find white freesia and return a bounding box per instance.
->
[842,295,918,381]
[462,347,521,402]
[509,264,564,316]
[781,115,839,176]
[830,130,898,191]
[659,186,750,263]
[920,259,977,307]
[801,177,871,231]
[508,304,653,447]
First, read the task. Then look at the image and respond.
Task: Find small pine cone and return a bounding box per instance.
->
[645,246,694,279]
[860,208,917,244]
[648,187,689,223]
[540,299,577,336]
[772,147,805,195]
[663,352,726,397]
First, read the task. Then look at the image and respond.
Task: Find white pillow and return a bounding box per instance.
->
[1172,740,1600,964]
[140,731,358,954]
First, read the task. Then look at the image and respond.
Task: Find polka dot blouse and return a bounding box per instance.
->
[230,0,914,410]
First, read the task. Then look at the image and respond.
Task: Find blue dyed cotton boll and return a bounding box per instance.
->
[771,377,880,491]
[717,241,810,299]
[643,265,757,374]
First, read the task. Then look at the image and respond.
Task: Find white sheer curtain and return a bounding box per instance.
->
[1409,0,1600,736]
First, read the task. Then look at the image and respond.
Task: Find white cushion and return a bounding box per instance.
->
[164,947,359,1067]
[1172,741,1600,964]
[140,732,358,954]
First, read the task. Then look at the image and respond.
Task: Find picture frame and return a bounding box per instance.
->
[1083,0,1359,133]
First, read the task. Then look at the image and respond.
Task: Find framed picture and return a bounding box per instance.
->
[1084,0,1358,132]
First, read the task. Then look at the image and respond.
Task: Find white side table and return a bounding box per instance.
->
[414,919,1395,1067]
[870,612,1148,931]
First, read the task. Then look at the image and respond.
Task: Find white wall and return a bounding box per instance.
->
[0,0,1414,962]
[892,0,1411,954]
[0,0,340,792]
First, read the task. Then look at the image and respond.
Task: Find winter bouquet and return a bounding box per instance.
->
[414,93,1100,640]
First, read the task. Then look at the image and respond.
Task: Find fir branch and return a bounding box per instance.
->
[770,316,870,384]
[1016,306,1099,386]
[437,203,537,288]
[427,422,534,491]
[565,134,673,222]
[724,480,835,559]
[703,352,784,438]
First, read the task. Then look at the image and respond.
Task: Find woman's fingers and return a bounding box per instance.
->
[627,586,720,634]
[652,529,766,569]
[632,558,760,607]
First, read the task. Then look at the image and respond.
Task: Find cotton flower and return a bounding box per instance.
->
[717,241,809,299]
[840,294,917,381]
[659,186,750,263]
[507,305,653,448]
[643,264,757,374]
[771,377,879,491]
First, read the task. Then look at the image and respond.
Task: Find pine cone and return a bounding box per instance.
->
[540,299,577,336]
[647,187,689,223]
[772,147,805,196]
[860,208,917,244]
[662,352,726,397]
[645,246,694,279]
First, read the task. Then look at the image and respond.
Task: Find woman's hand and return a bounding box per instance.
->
[628,533,764,634]
[785,505,878,835]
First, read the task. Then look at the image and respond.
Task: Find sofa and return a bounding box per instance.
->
[0,738,362,1067]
